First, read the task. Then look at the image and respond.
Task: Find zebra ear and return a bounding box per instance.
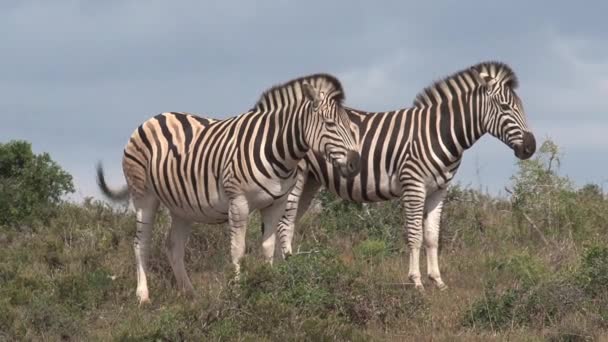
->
[302,82,321,109]
[470,68,497,93]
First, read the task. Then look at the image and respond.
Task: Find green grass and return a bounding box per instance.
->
[2,142,608,340]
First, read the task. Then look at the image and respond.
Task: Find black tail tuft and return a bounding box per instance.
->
[96,162,130,202]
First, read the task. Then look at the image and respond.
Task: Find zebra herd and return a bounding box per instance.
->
[97,61,536,304]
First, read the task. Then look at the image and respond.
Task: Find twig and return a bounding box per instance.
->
[295,249,319,256]
[522,212,549,245]
[380,282,417,288]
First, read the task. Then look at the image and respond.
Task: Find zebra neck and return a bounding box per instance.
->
[267,107,309,173]
[435,90,487,156]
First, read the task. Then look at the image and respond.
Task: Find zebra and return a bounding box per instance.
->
[274,61,536,291]
[96,73,361,304]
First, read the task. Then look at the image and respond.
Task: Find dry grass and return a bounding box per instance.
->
[1,177,607,341]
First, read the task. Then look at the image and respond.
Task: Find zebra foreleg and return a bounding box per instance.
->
[424,188,447,290]
[228,196,250,277]
[132,194,160,305]
[165,214,195,296]
[401,184,427,291]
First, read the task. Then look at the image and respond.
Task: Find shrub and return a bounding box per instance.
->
[464,246,608,332]
[509,139,586,241]
[486,251,548,288]
[518,279,585,327]
[316,190,403,252]
[463,285,522,330]
[26,293,81,340]
[55,268,113,311]
[199,246,428,340]
[0,140,74,227]
[353,239,388,263]
[576,245,608,297]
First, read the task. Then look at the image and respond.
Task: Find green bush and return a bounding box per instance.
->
[354,239,388,263]
[0,140,74,227]
[198,247,427,340]
[317,190,403,252]
[55,268,113,311]
[464,246,607,332]
[464,278,587,331]
[26,293,81,340]
[507,139,606,242]
[487,251,548,288]
[463,285,522,330]
[518,279,585,327]
[576,245,608,297]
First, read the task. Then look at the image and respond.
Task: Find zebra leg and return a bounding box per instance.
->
[424,188,447,290]
[165,214,194,296]
[260,199,289,264]
[276,173,320,259]
[228,196,250,277]
[132,194,160,305]
[401,184,427,291]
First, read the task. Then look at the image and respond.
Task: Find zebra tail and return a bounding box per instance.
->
[96,163,130,202]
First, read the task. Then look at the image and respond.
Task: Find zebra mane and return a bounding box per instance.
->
[413,61,518,106]
[253,73,345,111]
[473,61,518,89]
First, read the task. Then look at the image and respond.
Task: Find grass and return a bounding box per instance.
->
[1,142,608,340]
[0,188,606,341]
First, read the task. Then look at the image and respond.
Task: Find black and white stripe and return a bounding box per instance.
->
[96,74,361,304]
[276,62,536,290]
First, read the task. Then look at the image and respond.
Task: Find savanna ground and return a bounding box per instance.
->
[1,139,607,341]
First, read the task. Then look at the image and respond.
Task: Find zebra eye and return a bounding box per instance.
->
[499,103,511,112]
[325,120,337,128]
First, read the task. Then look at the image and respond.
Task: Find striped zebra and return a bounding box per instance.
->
[96,74,361,304]
[275,61,536,290]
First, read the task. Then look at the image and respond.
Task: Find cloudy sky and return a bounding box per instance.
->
[2,1,607,201]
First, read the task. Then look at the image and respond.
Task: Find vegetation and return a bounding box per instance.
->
[0,140,74,227]
[1,138,607,341]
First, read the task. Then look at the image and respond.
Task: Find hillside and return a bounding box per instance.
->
[1,140,607,341]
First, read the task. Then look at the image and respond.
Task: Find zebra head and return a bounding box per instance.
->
[472,62,536,160]
[302,81,361,177]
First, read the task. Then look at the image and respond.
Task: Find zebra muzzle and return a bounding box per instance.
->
[345,150,361,176]
[330,151,361,177]
[514,131,536,160]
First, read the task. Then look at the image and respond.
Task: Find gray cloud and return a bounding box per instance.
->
[1,1,606,200]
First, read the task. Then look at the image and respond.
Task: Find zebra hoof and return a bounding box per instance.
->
[136,288,150,306]
[179,286,195,298]
[409,275,425,292]
[138,297,151,307]
[429,276,448,291]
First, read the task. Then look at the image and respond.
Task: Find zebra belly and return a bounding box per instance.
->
[157,179,295,223]
[320,170,402,203]
[241,177,296,209]
[148,170,231,223]
[157,193,230,224]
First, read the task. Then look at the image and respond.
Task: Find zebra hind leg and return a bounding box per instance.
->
[132,193,160,305]
[260,199,289,264]
[276,175,320,260]
[165,214,195,296]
